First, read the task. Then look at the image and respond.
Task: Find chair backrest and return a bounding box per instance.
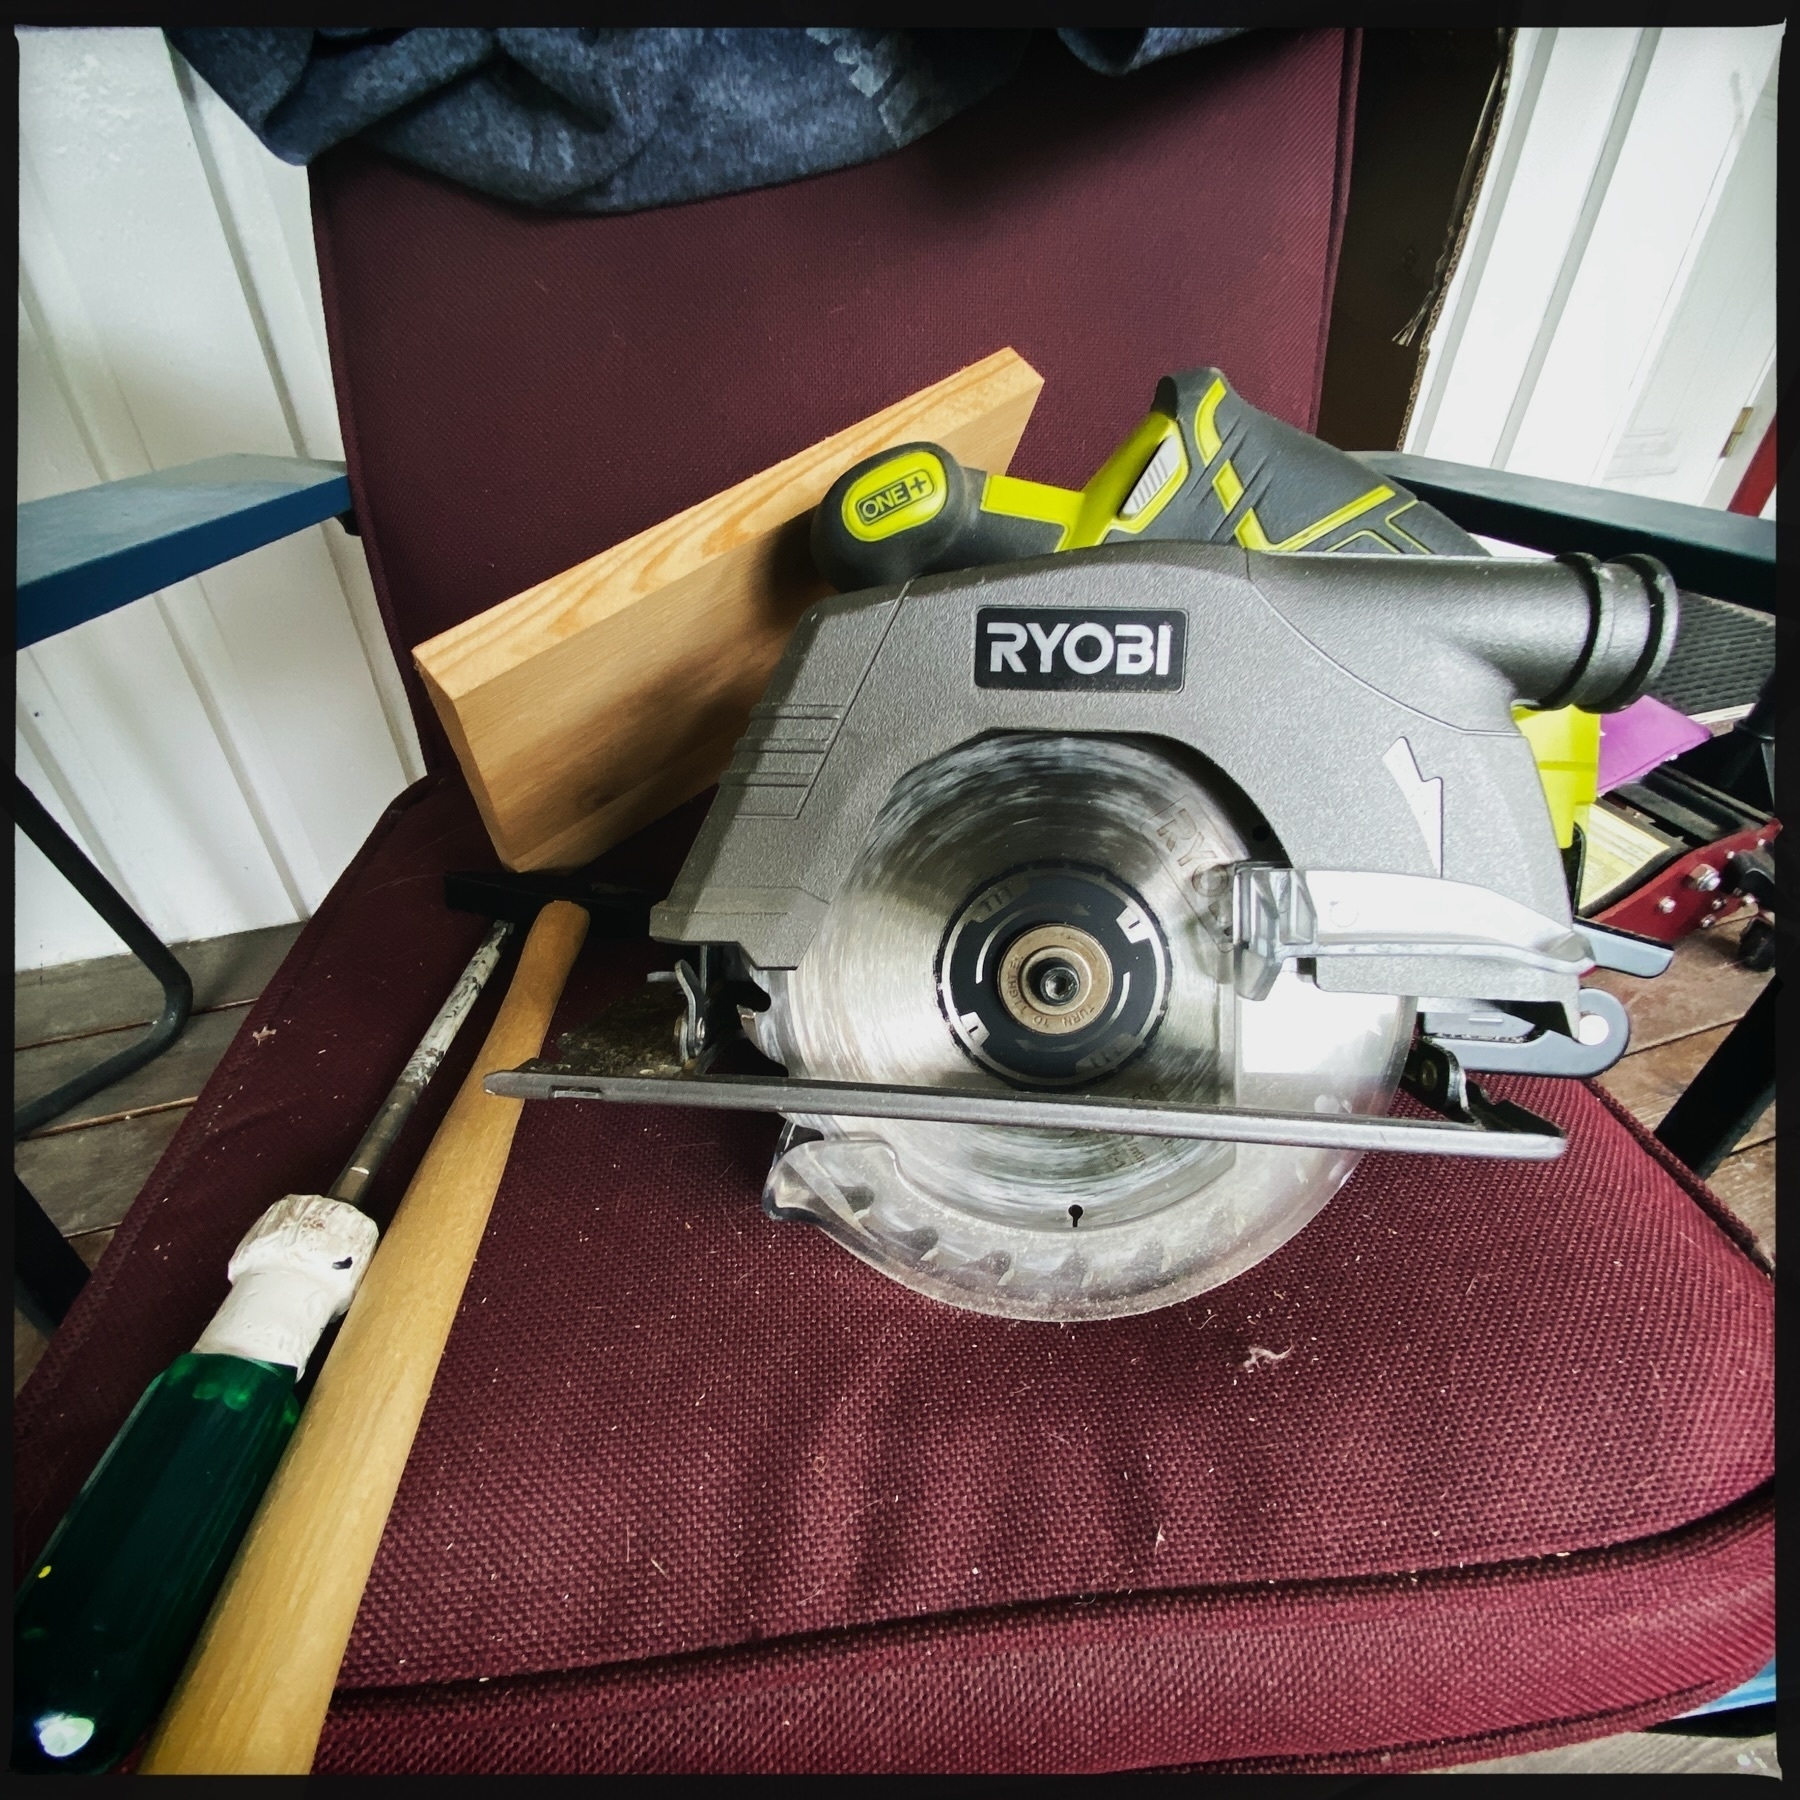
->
[310,29,1359,768]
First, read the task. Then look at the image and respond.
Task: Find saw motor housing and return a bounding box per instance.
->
[642,543,1677,1315]
[655,544,1674,996]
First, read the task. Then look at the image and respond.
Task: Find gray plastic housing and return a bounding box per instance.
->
[650,544,1675,1011]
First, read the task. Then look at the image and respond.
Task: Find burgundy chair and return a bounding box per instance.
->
[15,30,1771,1774]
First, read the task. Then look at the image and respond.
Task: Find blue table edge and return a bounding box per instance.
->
[1674,1658,1775,1718]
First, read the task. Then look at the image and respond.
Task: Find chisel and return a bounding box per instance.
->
[10,916,520,1774]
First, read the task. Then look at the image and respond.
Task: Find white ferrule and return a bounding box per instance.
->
[191,1194,379,1375]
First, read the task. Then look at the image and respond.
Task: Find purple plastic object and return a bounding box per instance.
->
[1598,695,1710,795]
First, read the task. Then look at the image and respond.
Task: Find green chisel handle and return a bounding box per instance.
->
[811,364,1483,592]
[12,1353,302,1773]
[11,1195,376,1774]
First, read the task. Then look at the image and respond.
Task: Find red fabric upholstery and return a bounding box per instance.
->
[14,27,1772,1773]
[16,776,1772,1772]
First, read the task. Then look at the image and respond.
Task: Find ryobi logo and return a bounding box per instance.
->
[976,607,1185,692]
[842,449,947,542]
[857,471,933,522]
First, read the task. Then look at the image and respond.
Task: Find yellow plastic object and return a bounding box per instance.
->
[1067,412,1189,543]
[974,412,1191,551]
[1193,374,1398,553]
[841,448,948,542]
[979,470,1081,544]
[1513,705,1601,849]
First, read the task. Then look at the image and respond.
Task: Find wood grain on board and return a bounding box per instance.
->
[414,349,1045,873]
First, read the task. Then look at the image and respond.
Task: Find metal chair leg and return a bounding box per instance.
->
[1671,667,1776,816]
[1654,977,1779,1180]
[14,1175,90,1333]
[12,776,193,1141]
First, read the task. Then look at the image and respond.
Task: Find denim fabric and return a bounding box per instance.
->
[164,27,1246,213]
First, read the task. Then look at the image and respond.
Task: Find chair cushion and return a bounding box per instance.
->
[16,773,1771,1772]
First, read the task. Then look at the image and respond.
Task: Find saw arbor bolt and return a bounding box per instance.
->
[999,924,1113,1035]
[938,862,1169,1088]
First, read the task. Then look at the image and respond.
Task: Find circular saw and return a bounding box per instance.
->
[492,368,1680,1320]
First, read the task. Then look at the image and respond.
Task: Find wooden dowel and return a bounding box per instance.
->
[140,899,591,1775]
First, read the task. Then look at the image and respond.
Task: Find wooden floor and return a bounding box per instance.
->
[14,924,304,1389]
[12,916,1775,1775]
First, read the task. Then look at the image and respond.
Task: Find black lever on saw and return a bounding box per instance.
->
[810,364,1482,592]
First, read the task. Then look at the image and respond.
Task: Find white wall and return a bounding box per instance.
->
[1408,25,1780,520]
[16,26,424,970]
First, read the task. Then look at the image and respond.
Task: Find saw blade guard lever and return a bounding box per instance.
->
[1421,987,1632,1077]
[1573,919,1674,977]
[1233,865,1669,1077]
[1230,864,1597,1002]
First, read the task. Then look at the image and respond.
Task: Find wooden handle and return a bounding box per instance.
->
[141,900,591,1774]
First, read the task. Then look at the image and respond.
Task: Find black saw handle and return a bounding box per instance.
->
[811,365,1483,592]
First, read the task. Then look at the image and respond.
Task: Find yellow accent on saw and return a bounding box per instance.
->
[1194,375,1227,463]
[979,471,1082,545]
[1381,498,1433,555]
[1513,704,1601,850]
[1070,413,1189,544]
[978,414,1191,549]
[841,448,949,542]
[1233,481,1396,553]
[1331,528,1399,554]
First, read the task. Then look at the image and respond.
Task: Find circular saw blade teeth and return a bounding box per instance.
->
[762,734,1413,1320]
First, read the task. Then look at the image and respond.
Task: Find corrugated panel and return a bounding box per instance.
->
[15,26,424,970]
[1407,26,1780,507]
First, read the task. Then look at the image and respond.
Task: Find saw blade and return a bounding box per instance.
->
[754,734,1413,1320]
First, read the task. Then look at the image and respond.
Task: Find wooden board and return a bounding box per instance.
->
[414,349,1045,872]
